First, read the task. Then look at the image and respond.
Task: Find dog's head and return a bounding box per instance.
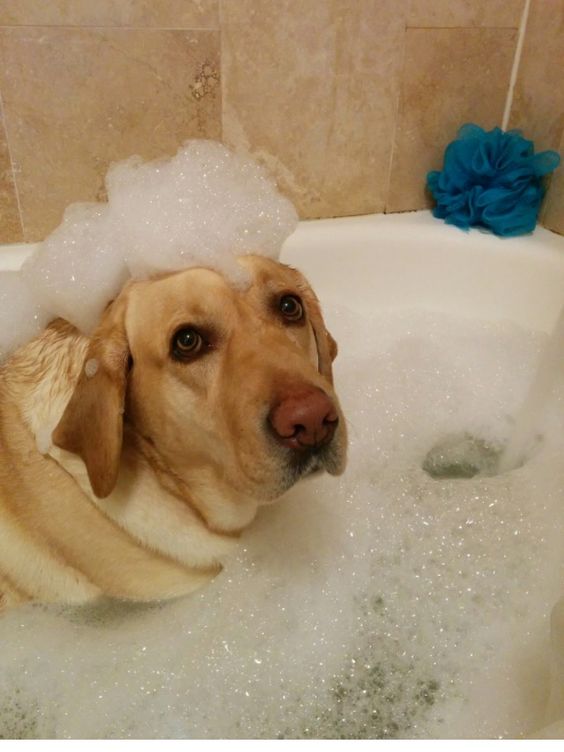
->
[52,256,347,505]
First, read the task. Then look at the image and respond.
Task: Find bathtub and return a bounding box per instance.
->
[282,210,564,332]
[1,209,564,739]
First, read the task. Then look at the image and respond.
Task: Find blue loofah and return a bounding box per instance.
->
[427,123,561,237]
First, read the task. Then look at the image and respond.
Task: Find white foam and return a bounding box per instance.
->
[23,202,129,335]
[0,272,52,361]
[0,308,563,739]
[106,142,295,279]
[1,140,298,352]
[499,302,564,473]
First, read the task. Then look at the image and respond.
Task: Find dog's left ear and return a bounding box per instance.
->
[52,298,130,499]
[327,330,338,361]
[306,293,338,384]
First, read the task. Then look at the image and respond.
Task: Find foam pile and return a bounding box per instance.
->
[0,308,563,739]
[0,140,298,355]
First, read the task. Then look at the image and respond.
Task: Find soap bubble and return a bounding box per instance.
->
[23,202,128,334]
[1,139,298,350]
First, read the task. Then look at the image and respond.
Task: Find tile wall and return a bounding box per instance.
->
[0,0,562,243]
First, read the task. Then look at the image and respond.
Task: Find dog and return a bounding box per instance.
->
[0,255,346,610]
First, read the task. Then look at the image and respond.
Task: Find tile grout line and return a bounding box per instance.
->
[501,0,531,130]
[0,24,219,31]
[0,24,522,31]
[406,25,521,30]
[218,0,224,143]
[0,88,25,242]
[383,18,409,213]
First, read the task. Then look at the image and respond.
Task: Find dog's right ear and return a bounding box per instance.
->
[52,298,130,499]
[302,289,338,384]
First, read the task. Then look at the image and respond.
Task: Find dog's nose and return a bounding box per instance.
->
[268,388,339,450]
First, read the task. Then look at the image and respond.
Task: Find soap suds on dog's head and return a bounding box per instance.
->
[1,140,298,357]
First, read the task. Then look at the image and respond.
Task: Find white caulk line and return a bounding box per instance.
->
[502,0,532,131]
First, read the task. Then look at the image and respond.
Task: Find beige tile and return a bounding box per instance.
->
[0,99,22,244]
[408,0,524,28]
[542,130,564,235]
[221,0,407,219]
[0,27,221,241]
[387,27,517,213]
[0,0,219,28]
[508,0,564,152]
[509,0,564,235]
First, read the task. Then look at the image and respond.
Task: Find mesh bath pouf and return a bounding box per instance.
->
[427,123,561,237]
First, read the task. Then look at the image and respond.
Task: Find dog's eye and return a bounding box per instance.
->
[172,328,204,359]
[279,294,304,322]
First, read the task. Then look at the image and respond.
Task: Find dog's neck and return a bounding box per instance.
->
[47,435,248,572]
[126,425,259,536]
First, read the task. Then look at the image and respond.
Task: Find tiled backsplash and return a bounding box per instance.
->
[0,0,562,243]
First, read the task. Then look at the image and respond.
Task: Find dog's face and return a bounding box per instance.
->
[53,256,347,505]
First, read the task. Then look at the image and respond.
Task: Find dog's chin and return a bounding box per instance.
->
[257,442,345,505]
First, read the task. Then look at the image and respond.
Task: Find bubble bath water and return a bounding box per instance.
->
[0,307,563,739]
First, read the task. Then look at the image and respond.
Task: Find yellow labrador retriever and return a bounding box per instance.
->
[0,256,346,610]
